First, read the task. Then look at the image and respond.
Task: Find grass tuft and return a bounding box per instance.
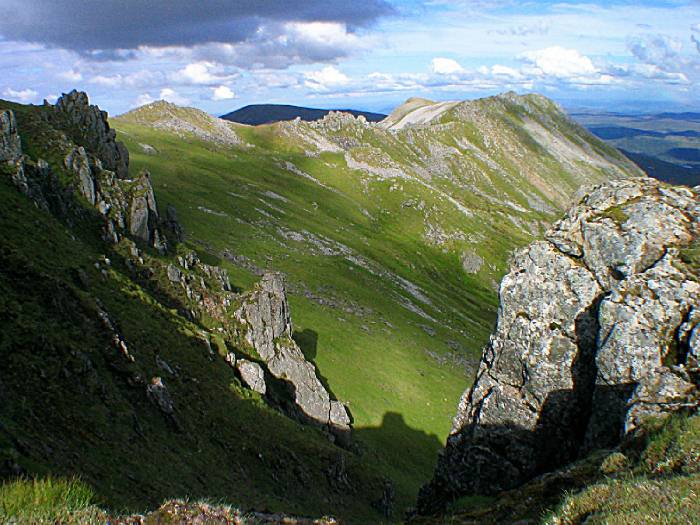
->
[0,477,105,524]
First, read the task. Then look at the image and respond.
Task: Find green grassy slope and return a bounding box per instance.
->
[0,101,403,522]
[109,92,642,513]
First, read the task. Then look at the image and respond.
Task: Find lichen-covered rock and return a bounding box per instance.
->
[53,90,129,178]
[64,147,95,205]
[129,170,159,244]
[234,273,351,429]
[418,178,700,514]
[0,110,22,162]
[236,359,267,395]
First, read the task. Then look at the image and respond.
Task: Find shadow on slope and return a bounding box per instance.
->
[0,176,393,523]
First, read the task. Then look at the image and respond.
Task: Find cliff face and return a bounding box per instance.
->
[418,178,700,513]
[234,273,351,433]
[52,89,130,178]
[1,91,348,435]
[1,92,392,519]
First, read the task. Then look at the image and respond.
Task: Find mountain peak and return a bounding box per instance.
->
[116,99,243,146]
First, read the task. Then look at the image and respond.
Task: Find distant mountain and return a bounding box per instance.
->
[220,104,387,125]
[588,126,700,140]
[656,111,700,121]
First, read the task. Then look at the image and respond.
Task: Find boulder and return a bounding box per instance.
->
[418,178,700,513]
[234,273,351,429]
[236,359,267,395]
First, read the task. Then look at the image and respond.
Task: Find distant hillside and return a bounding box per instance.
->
[220,104,387,125]
[622,149,700,186]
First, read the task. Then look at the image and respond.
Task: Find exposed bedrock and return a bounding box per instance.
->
[418,178,700,513]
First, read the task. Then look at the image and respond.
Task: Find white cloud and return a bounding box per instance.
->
[89,70,164,88]
[431,57,464,75]
[91,75,122,88]
[520,46,598,79]
[628,34,684,71]
[304,66,349,91]
[159,88,190,105]
[58,69,82,82]
[134,93,155,107]
[2,87,38,102]
[174,62,218,84]
[285,21,363,49]
[489,64,522,79]
[212,85,235,100]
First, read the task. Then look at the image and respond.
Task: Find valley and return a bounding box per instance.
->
[2,90,639,522]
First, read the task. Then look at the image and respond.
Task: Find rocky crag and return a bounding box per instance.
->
[1,92,165,251]
[0,92,344,434]
[418,177,700,513]
[1,92,380,520]
[234,273,351,434]
[51,89,130,178]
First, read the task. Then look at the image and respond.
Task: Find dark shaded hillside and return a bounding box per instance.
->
[621,149,700,186]
[221,104,387,125]
[0,95,392,522]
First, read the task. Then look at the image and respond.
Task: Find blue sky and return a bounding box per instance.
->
[0,0,698,115]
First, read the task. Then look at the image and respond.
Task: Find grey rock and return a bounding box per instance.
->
[0,110,22,162]
[64,147,95,205]
[236,359,267,395]
[54,90,129,178]
[461,250,484,274]
[129,170,161,247]
[166,264,182,283]
[164,204,184,242]
[418,178,700,514]
[146,377,174,415]
[234,273,350,429]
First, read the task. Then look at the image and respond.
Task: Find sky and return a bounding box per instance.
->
[0,0,699,115]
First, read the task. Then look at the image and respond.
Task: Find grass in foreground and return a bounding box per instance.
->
[0,477,105,524]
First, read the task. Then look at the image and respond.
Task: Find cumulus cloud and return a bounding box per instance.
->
[487,64,522,79]
[520,46,597,79]
[57,69,82,82]
[158,87,189,105]
[431,57,464,75]
[212,85,235,101]
[3,87,39,102]
[628,34,684,72]
[89,69,164,88]
[185,21,368,70]
[174,63,219,84]
[134,93,154,107]
[304,66,350,91]
[0,0,393,52]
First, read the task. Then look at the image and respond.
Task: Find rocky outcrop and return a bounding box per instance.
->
[237,359,267,395]
[0,110,22,163]
[1,95,169,251]
[128,170,163,249]
[234,273,351,431]
[64,146,96,205]
[53,90,129,178]
[418,178,700,513]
